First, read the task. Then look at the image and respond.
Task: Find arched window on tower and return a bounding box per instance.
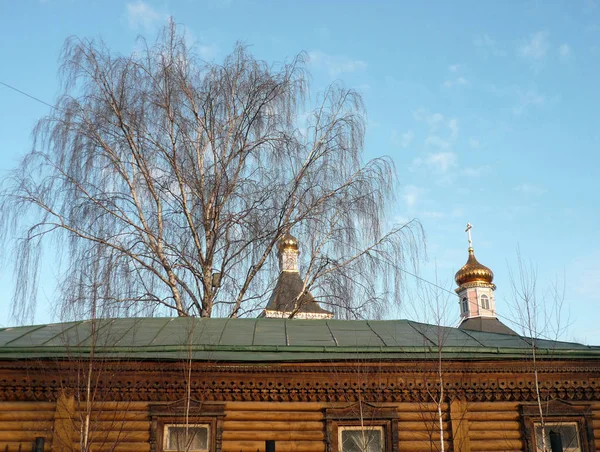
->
[462,297,468,314]
[481,294,490,310]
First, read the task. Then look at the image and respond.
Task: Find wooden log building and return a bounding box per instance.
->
[0,233,599,452]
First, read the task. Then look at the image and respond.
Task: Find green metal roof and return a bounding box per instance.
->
[0,318,598,362]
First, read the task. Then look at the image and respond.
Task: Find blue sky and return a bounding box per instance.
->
[0,0,599,342]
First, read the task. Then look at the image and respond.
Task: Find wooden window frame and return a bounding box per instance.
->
[149,400,225,452]
[520,400,594,452]
[338,425,385,451]
[324,404,398,452]
[163,423,210,452]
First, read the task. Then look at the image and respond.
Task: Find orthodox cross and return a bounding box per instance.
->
[465,223,473,248]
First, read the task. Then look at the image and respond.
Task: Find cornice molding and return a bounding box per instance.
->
[1,360,598,403]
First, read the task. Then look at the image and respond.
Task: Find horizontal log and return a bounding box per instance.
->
[0,422,53,431]
[70,441,150,452]
[471,450,522,452]
[225,411,323,422]
[81,431,150,443]
[222,440,324,452]
[0,432,53,442]
[398,412,450,422]
[223,421,323,431]
[398,430,450,441]
[469,439,524,450]
[396,440,446,451]
[466,411,520,421]
[226,402,325,411]
[0,402,55,411]
[397,421,450,431]
[469,430,521,441]
[76,401,149,411]
[222,430,323,442]
[85,411,150,422]
[0,443,57,451]
[469,421,521,431]
[394,402,449,412]
[467,402,519,412]
[71,421,150,432]
[0,411,55,422]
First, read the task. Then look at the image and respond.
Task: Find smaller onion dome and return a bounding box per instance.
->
[278,232,299,252]
[455,247,494,287]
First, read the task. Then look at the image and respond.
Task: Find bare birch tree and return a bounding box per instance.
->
[508,251,569,452]
[1,20,422,321]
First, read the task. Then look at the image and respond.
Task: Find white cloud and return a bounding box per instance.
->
[392,130,414,148]
[413,152,458,173]
[425,152,458,172]
[513,90,546,115]
[308,51,367,77]
[198,44,219,59]
[558,44,571,61]
[514,183,546,196]
[474,33,505,57]
[448,118,459,138]
[443,76,468,88]
[518,31,549,61]
[461,166,490,177]
[420,211,445,219]
[449,64,460,72]
[424,136,450,149]
[413,108,445,129]
[126,1,163,31]
[402,185,425,208]
[468,138,480,149]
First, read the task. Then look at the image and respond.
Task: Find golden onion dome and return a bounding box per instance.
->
[455,247,494,287]
[278,232,299,252]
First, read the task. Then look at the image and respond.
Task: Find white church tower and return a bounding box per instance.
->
[455,223,516,335]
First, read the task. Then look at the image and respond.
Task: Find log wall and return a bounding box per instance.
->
[0,401,54,451]
[1,394,600,451]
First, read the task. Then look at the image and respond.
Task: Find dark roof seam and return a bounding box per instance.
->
[217,318,231,346]
[325,321,338,346]
[4,324,48,346]
[366,321,387,346]
[41,321,85,346]
[149,318,174,345]
[251,318,258,346]
[80,318,119,346]
[406,321,437,347]
[112,318,144,347]
[459,328,488,348]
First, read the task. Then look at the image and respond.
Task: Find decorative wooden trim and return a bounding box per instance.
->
[520,400,594,452]
[149,399,225,452]
[1,360,599,404]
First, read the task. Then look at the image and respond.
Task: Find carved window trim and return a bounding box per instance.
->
[324,404,398,452]
[149,400,225,452]
[520,400,594,452]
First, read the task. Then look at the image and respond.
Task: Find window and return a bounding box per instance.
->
[535,422,581,452]
[480,294,490,310]
[164,424,209,452]
[520,401,594,452]
[462,297,468,314]
[324,405,398,452]
[339,426,384,452]
[149,400,225,452]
